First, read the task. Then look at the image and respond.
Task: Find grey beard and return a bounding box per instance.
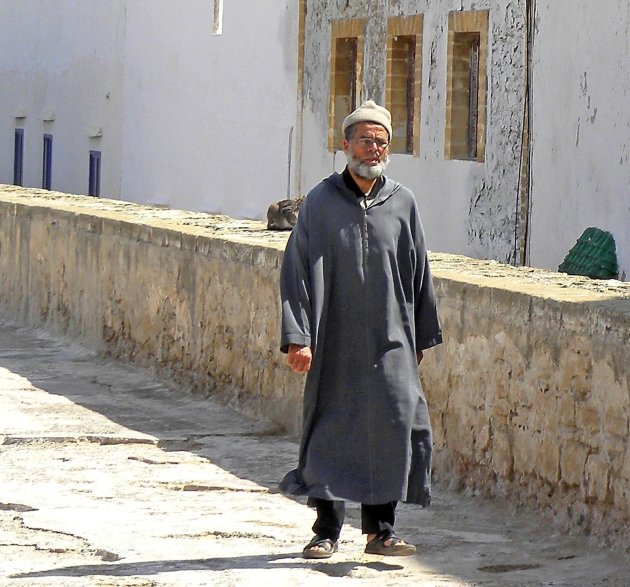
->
[346,153,389,180]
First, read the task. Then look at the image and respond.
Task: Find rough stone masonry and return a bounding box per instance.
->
[0,185,629,551]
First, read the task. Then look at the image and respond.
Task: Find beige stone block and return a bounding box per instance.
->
[571,372,591,398]
[431,414,446,449]
[590,364,630,446]
[491,331,508,362]
[476,424,490,451]
[491,429,513,478]
[576,402,600,434]
[611,478,630,512]
[601,435,627,460]
[558,339,593,398]
[604,450,625,483]
[558,394,576,428]
[492,398,510,418]
[510,407,529,433]
[619,450,630,482]
[506,380,529,410]
[560,441,587,487]
[603,407,629,438]
[585,453,610,502]
[488,369,509,402]
[512,428,537,475]
[537,435,560,483]
[424,351,451,404]
[528,392,559,435]
[444,409,477,459]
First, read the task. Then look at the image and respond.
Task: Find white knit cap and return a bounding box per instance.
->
[342,100,392,139]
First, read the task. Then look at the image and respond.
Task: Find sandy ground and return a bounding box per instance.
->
[1,317,629,587]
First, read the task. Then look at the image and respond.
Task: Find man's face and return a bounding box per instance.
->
[343,122,390,180]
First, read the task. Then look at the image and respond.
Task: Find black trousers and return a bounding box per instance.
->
[309,497,397,541]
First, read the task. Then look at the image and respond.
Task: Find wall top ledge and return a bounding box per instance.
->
[2,185,629,308]
[430,252,630,307]
[0,184,288,251]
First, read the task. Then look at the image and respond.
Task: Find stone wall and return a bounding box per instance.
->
[1,185,629,549]
[0,186,303,433]
[421,257,630,549]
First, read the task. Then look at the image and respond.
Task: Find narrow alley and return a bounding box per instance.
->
[1,316,629,587]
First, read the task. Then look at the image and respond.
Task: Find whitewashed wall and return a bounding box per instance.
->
[0,1,299,220]
[529,1,630,280]
[120,1,299,218]
[0,1,125,198]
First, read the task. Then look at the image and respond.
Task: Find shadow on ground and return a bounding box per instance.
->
[2,316,630,587]
[13,554,404,580]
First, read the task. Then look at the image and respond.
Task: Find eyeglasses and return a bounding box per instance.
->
[354,137,390,150]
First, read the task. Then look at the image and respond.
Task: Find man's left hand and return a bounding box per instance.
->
[287,344,312,373]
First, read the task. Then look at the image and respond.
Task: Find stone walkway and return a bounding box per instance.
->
[1,318,629,586]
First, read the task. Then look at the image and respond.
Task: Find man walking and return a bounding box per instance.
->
[279,100,442,558]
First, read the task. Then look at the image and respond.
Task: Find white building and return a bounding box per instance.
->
[0,1,300,218]
[298,0,630,279]
[1,0,628,279]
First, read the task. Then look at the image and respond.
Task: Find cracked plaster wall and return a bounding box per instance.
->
[300,0,527,264]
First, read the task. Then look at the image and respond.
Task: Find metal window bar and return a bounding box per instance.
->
[467,36,480,159]
[88,150,101,197]
[405,38,416,154]
[348,38,358,113]
[334,37,359,148]
[13,129,24,186]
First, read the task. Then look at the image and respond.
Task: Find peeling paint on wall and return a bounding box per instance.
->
[302,0,528,265]
[467,1,527,264]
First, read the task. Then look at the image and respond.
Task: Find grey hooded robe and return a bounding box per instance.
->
[279,172,442,506]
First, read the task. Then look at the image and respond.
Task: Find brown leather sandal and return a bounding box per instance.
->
[302,535,339,559]
[364,532,416,556]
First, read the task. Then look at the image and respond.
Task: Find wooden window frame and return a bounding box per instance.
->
[445,10,488,162]
[328,19,367,151]
[385,15,423,156]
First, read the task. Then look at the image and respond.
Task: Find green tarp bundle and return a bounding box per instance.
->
[558,227,619,280]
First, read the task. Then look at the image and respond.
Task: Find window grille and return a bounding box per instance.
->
[13,129,24,186]
[328,19,366,150]
[42,134,53,190]
[89,150,101,197]
[445,11,488,162]
[385,15,423,156]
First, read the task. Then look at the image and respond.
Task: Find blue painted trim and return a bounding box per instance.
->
[88,150,101,197]
[13,129,24,186]
[42,134,53,190]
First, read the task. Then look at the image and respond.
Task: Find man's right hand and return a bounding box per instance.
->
[287,344,312,373]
